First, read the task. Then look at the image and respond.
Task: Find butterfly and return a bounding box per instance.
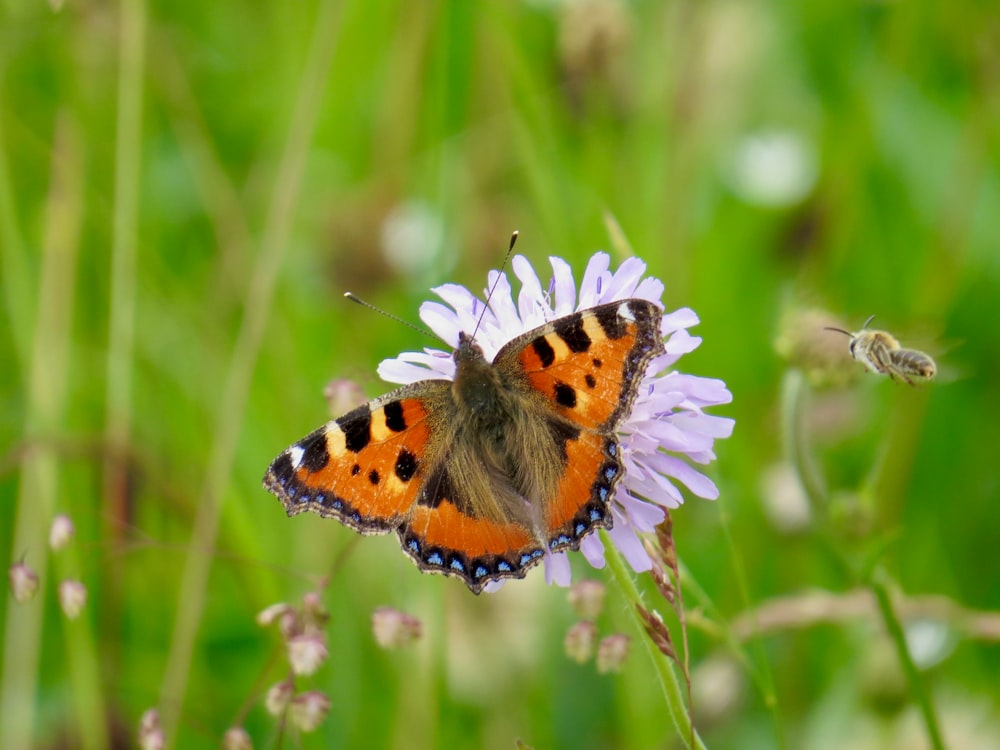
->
[263,298,665,593]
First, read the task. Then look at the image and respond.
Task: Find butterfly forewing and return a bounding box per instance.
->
[264,388,449,534]
[501,300,663,432]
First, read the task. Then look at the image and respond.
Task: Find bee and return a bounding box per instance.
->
[825,315,937,385]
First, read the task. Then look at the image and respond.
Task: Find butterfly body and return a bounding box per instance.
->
[264,299,664,593]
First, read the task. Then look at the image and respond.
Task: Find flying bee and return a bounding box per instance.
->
[825,315,937,385]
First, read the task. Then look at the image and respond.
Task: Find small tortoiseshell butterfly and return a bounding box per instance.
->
[263,296,664,593]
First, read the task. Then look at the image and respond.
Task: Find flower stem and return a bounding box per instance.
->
[869,571,947,750]
[604,537,707,750]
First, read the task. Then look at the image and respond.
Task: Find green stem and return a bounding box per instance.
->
[779,369,827,511]
[157,1,345,741]
[869,572,947,750]
[604,537,707,750]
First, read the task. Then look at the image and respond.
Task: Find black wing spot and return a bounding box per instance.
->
[368,469,380,485]
[554,314,591,353]
[337,406,372,453]
[532,336,556,367]
[554,382,577,408]
[351,463,361,476]
[585,374,596,389]
[595,304,628,339]
[592,357,603,368]
[298,431,330,472]
[383,401,407,432]
[395,449,418,482]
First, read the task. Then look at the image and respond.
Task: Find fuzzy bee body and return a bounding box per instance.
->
[827,315,937,385]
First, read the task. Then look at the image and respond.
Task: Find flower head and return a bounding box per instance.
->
[379,252,733,588]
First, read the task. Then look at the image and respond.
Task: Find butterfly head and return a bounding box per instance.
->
[454,331,487,365]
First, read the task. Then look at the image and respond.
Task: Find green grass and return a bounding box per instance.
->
[2,1,999,748]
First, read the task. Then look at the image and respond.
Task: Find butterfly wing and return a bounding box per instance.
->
[493,299,665,548]
[397,462,545,593]
[263,383,450,534]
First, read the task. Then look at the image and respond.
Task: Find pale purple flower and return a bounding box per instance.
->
[379,252,734,587]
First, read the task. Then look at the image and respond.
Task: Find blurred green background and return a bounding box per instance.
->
[2,0,999,748]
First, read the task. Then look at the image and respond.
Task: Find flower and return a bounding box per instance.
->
[564,620,598,664]
[58,579,87,619]
[49,513,75,550]
[378,252,734,587]
[371,606,422,649]
[138,709,165,750]
[8,561,39,603]
[596,633,631,673]
[222,726,253,750]
[265,679,294,716]
[287,632,329,676]
[289,691,331,732]
[567,579,606,620]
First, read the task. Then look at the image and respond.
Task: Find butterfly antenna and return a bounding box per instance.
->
[343,292,442,344]
[470,229,519,341]
[862,314,876,329]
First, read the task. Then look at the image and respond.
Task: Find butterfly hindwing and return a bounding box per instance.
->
[264,385,449,534]
[398,464,544,593]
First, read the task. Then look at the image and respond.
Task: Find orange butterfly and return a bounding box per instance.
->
[264,298,663,593]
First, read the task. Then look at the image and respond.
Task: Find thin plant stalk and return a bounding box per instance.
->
[157,1,345,741]
[604,537,707,750]
[781,366,946,749]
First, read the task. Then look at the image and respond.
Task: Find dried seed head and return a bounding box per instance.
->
[222,726,253,750]
[256,602,293,628]
[49,514,75,551]
[596,633,631,674]
[58,579,87,619]
[287,632,329,676]
[265,679,294,716]
[371,607,422,649]
[564,620,598,664]
[137,709,164,750]
[9,562,39,603]
[301,591,329,628]
[567,580,606,620]
[289,691,331,733]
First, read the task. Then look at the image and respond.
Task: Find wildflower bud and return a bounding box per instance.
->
[9,562,39,603]
[278,610,299,640]
[49,514,75,551]
[289,691,331,732]
[371,606,422,649]
[287,632,329,676]
[774,307,858,387]
[265,679,294,716]
[138,709,164,750]
[564,621,597,664]
[222,726,253,750]
[58,579,87,619]
[256,602,293,628]
[567,580,606,620]
[324,379,366,417]
[596,633,631,674]
[301,591,329,628]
